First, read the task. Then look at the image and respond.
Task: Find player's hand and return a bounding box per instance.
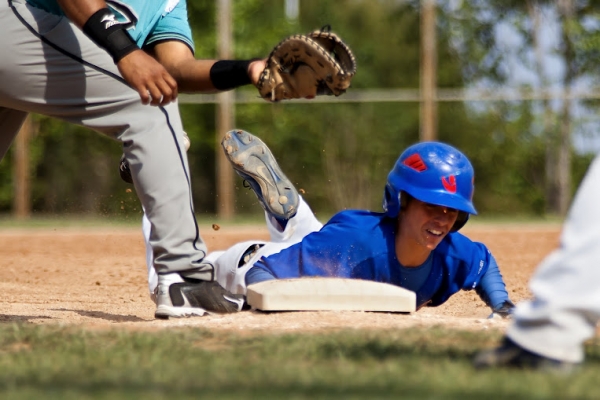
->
[488,300,516,319]
[248,58,267,86]
[116,49,178,106]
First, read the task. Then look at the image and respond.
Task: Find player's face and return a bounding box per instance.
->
[400,199,459,251]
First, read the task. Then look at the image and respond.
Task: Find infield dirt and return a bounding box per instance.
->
[0,223,563,333]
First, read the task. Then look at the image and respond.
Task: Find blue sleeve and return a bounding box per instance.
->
[145,1,195,52]
[252,211,392,281]
[245,266,277,286]
[475,255,510,309]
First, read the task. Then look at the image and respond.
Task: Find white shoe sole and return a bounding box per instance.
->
[154,305,207,319]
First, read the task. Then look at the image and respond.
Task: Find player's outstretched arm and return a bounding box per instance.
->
[56,0,178,106]
[150,41,266,93]
[474,256,515,319]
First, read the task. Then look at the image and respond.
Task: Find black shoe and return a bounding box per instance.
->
[154,275,245,319]
[473,337,578,373]
[119,154,133,184]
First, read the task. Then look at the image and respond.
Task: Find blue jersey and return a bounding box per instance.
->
[26,0,194,51]
[253,210,504,310]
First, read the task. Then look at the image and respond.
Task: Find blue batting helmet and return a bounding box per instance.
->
[382,141,477,231]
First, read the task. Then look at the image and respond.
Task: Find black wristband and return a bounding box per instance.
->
[209,60,254,91]
[83,8,138,63]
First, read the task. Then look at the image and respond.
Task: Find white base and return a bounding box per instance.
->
[247,278,416,312]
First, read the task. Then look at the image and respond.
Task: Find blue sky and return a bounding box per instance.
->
[492,6,600,154]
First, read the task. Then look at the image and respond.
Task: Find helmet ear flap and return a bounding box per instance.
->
[451,211,470,232]
[399,192,409,210]
[383,183,400,217]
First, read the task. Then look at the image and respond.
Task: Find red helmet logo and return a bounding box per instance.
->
[403,154,427,172]
[441,175,457,193]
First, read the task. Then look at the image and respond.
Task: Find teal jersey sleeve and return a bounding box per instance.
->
[143,0,194,52]
[26,0,195,52]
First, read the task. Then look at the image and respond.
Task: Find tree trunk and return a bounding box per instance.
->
[420,0,437,142]
[557,0,575,216]
[527,1,560,215]
[13,115,32,219]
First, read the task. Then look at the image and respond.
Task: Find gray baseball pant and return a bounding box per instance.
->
[0,0,213,279]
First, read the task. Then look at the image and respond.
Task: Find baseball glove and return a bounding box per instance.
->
[257,26,357,102]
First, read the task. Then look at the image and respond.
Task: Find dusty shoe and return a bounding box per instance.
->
[473,337,579,374]
[154,273,244,319]
[221,129,299,221]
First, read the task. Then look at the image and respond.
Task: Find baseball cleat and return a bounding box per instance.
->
[154,273,244,319]
[118,154,133,184]
[473,337,579,373]
[221,129,299,221]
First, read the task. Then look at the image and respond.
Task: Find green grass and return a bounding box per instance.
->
[0,324,598,399]
[0,212,564,231]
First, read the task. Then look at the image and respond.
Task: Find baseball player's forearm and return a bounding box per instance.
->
[178,58,266,93]
[151,41,265,93]
[245,266,277,286]
[165,58,220,93]
[475,256,511,309]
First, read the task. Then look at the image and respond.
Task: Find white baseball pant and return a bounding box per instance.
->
[507,154,600,363]
[144,196,324,296]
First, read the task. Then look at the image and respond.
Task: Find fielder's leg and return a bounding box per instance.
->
[507,155,600,362]
[0,1,243,318]
[475,155,600,371]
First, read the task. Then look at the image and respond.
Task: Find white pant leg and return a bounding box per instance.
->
[507,155,600,363]
[145,196,323,296]
[267,195,324,243]
[225,196,323,294]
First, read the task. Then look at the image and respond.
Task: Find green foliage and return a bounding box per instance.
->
[0,323,598,399]
[186,1,216,57]
[0,115,139,216]
[1,1,598,218]
[300,1,421,88]
[449,100,550,216]
[0,151,14,211]
[234,101,421,215]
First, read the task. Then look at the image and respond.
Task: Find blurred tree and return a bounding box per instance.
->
[230,1,461,215]
[445,0,600,216]
[3,0,598,220]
